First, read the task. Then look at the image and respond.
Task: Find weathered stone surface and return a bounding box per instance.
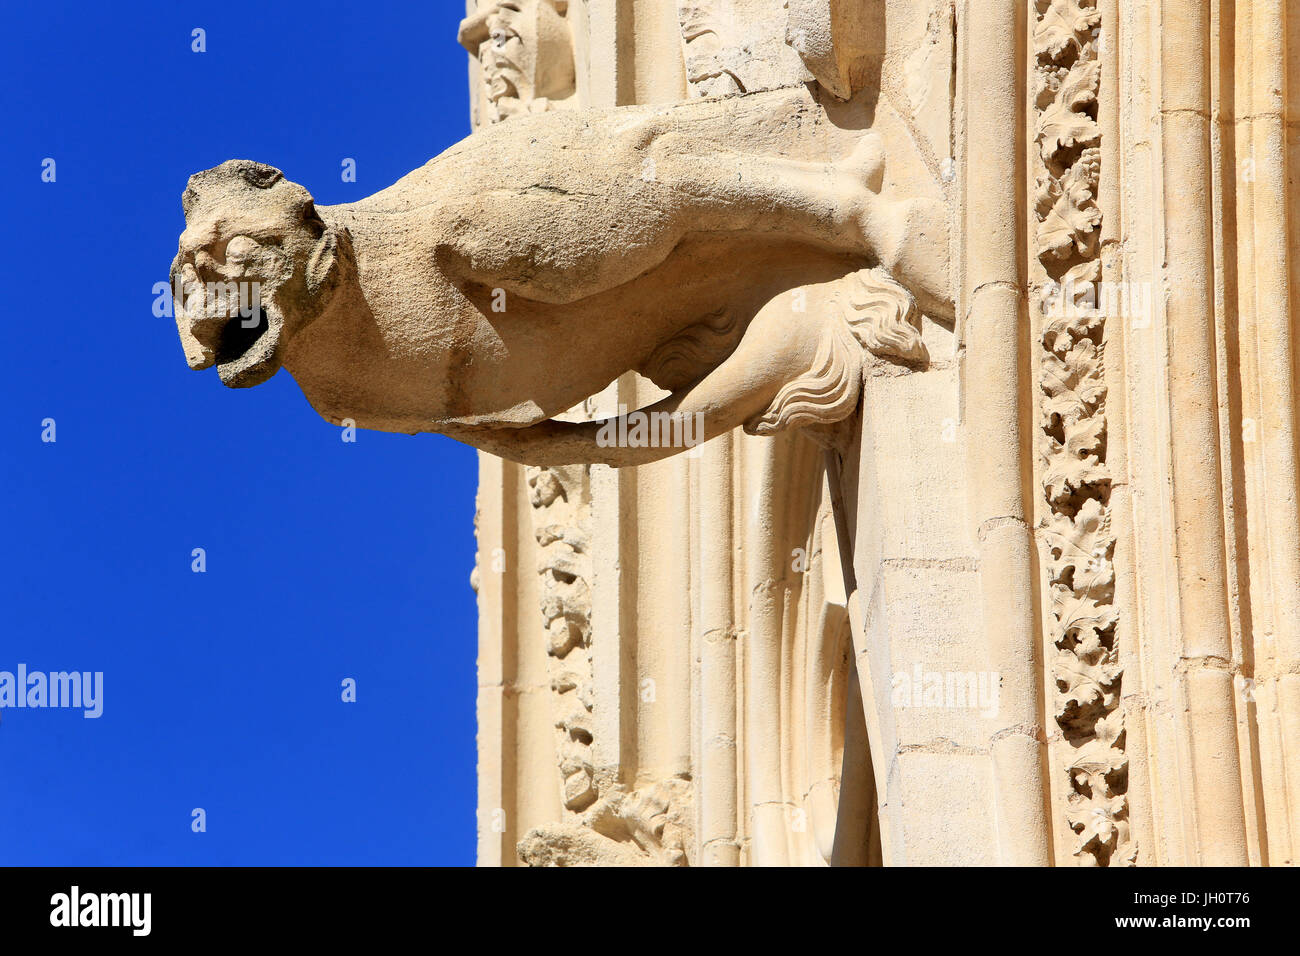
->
[169,0,1300,866]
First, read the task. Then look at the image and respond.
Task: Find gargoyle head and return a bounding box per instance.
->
[169,160,351,388]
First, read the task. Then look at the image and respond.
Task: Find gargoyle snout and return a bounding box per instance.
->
[177,219,227,272]
[178,222,214,259]
[171,228,283,387]
[180,229,276,282]
[223,235,262,266]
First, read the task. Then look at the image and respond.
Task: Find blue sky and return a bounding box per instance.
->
[0,1,479,865]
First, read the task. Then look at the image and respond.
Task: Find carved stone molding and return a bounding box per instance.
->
[517,460,696,865]
[525,463,598,816]
[1031,0,1132,867]
[675,0,806,98]
[518,778,693,866]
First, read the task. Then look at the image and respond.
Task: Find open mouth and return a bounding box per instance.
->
[170,237,288,390]
[214,305,282,388]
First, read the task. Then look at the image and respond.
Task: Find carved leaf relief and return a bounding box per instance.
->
[1041,338,1105,426]
[1052,587,1119,659]
[1036,57,1101,160]
[1041,415,1106,502]
[1036,147,1102,259]
[1055,648,1122,712]
[1034,0,1101,61]
[1041,260,1104,352]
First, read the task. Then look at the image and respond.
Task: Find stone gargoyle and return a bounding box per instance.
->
[168,86,950,466]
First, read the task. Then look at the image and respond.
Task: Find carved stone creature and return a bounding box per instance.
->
[517,778,693,866]
[169,86,949,466]
[458,0,577,124]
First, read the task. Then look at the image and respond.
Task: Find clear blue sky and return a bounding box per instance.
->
[0,1,479,865]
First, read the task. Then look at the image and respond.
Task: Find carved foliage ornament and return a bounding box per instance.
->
[1032,0,1133,867]
[526,464,598,816]
[519,461,695,865]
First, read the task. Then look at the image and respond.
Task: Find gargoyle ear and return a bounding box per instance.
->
[306,221,351,302]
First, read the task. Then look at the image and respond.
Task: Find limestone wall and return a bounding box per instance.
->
[469,0,1300,866]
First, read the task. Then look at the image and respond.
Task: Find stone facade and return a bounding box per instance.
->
[465,0,1300,867]
[170,0,1300,865]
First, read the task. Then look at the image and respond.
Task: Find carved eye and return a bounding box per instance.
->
[238,163,283,190]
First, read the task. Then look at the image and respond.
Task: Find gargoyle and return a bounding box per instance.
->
[169,86,950,466]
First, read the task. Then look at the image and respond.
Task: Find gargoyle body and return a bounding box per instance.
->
[171,86,950,465]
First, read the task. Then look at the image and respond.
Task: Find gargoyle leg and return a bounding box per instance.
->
[645,136,951,319]
[441,299,834,467]
[644,131,886,251]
